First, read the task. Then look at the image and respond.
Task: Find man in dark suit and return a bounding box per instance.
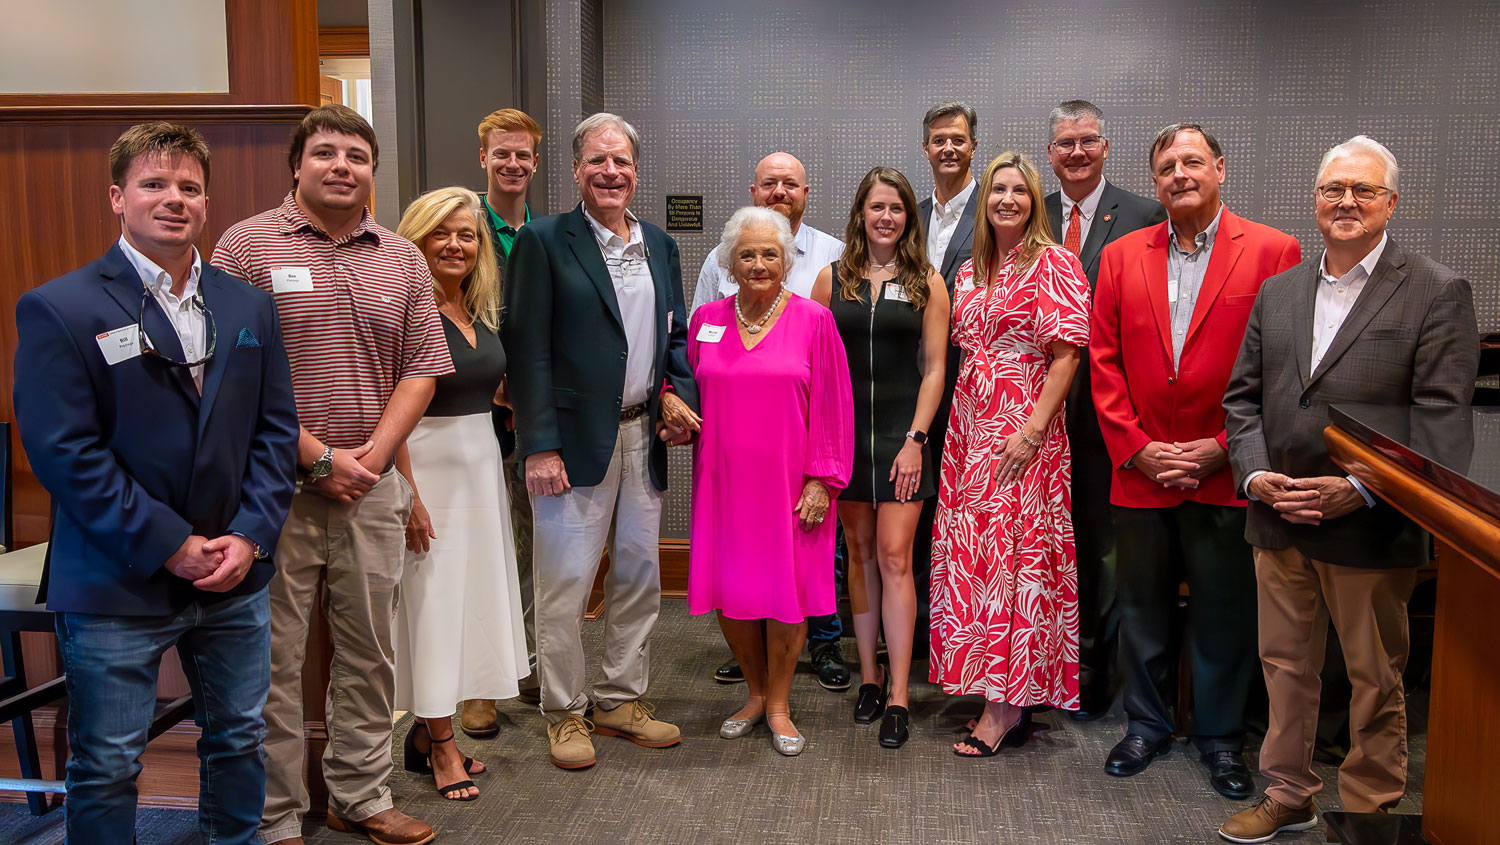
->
[506,112,700,771]
[12,123,299,845]
[1043,99,1167,721]
[1218,136,1478,843]
[913,101,979,652]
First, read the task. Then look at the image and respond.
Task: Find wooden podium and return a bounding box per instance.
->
[1325,405,1500,845]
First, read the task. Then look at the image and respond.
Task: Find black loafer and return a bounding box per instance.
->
[1104,734,1173,777]
[714,658,745,684]
[1202,750,1254,800]
[852,680,886,723]
[809,643,851,691]
[878,706,910,748]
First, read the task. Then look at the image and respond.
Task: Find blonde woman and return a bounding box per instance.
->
[929,153,1090,757]
[393,187,527,800]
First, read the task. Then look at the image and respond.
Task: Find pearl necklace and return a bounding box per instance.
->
[735,287,784,334]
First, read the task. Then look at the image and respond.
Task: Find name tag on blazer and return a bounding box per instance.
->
[668,311,674,332]
[884,284,911,302]
[270,266,314,293]
[96,324,141,365]
[696,324,726,343]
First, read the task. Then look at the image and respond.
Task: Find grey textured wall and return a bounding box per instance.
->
[574,0,1500,536]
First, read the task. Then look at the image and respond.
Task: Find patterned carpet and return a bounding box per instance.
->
[0,599,1426,844]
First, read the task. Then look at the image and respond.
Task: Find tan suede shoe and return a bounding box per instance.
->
[1218,795,1318,843]
[327,808,435,845]
[591,700,682,748]
[547,714,596,769]
[460,699,499,738]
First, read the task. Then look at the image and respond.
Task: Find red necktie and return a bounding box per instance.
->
[1064,204,1082,255]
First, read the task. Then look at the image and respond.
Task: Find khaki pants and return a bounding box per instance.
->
[259,471,413,843]
[1253,546,1417,813]
[533,417,662,722]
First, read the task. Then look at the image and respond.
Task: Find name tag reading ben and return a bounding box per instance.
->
[696,324,726,343]
[270,266,314,293]
[884,284,911,303]
[96,325,141,365]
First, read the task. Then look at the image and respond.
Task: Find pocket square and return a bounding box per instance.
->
[236,328,261,348]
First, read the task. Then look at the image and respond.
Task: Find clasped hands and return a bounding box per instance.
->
[305,441,384,503]
[164,534,256,592]
[655,390,702,447]
[1246,472,1365,525]
[1131,438,1228,490]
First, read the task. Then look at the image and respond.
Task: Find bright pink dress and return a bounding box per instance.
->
[929,244,1090,708]
[687,294,853,624]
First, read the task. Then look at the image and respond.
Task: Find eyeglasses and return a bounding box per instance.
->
[137,287,217,368]
[1050,135,1104,153]
[1316,182,1392,203]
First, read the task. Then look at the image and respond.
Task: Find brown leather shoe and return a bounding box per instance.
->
[460,698,499,738]
[1218,795,1318,843]
[327,808,435,845]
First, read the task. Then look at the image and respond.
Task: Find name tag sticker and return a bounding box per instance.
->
[884,284,911,302]
[95,325,141,365]
[1167,278,1179,303]
[667,311,674,332]
[696,324,726,343]
[270,266,314,293]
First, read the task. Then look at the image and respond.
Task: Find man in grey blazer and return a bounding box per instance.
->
[1218,136,1478,844]
[914,101,979,655]
[1042,99,1166,719]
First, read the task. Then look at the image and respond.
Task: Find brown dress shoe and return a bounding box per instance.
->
[460,699,500,738]
[590,700,682,748]
[1218,795,1319,843]
[327,808,435,845]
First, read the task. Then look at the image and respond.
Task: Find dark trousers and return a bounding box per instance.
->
[1115,501,1257,753]
[1066,366,1118,707]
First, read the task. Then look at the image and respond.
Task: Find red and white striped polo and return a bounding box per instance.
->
[212,193,453,449]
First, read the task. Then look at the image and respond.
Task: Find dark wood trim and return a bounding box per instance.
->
[660,538,688,598]
[1325,425,1500,576]
[319,26,371,58]
[0,105,312,124]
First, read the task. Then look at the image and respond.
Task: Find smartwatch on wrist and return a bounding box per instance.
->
[906,429,928,445]
[308,445,334,479]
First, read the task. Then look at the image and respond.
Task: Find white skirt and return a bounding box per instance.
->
[395,412,528,717]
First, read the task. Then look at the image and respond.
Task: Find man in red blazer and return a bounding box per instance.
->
[1091,123,1301,799]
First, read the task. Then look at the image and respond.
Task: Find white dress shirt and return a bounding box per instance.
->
[926,178,976,270]
[118,235,206,390]
[583,206,658,407]
[691,222,844,313]
[1060,178,1109,251]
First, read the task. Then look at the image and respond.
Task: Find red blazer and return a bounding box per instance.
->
[1090,208,1300,508]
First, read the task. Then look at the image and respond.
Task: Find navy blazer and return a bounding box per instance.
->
[12,244,299,615]
[504,205,698,491]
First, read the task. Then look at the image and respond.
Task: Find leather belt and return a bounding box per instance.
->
[619,403,647,423]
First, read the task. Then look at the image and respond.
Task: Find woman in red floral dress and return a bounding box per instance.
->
[930,151,1090,757]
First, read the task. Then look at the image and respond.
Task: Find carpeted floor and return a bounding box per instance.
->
[0,599,1426,844]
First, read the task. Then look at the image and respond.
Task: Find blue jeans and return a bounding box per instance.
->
[56,589,271,845]
[807,527,847,646]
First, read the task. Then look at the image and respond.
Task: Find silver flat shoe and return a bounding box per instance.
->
[719,714,762,739]
[770,730,806,756]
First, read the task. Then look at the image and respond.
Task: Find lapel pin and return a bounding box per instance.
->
[1103,214,1113,221]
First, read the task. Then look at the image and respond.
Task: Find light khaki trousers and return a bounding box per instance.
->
[1253,545,1418,813]
[533,417,662,723]
[259,471,413,843]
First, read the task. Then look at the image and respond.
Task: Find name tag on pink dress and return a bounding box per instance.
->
[696,324,726,343]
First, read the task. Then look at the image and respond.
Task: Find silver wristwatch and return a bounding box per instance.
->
[308,445,334,479]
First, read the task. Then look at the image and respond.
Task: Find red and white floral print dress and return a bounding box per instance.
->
[928,243,1090,709]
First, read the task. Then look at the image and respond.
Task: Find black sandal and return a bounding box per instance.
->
[953,734,1000,758]
[427,734,479,801]
[403,722,481,775]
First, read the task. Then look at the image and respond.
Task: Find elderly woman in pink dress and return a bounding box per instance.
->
[685,206,853,757]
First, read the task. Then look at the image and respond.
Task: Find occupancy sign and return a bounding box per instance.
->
[665,195,703,232]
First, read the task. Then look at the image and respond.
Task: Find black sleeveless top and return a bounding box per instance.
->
[425,315,506,417]
[827,264,936,502]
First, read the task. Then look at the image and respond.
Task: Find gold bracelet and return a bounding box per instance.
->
[1020,431,1043,449]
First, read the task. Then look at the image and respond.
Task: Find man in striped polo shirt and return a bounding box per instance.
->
[214,105,451,845]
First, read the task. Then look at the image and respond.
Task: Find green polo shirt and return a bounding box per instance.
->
[482,193,530,258]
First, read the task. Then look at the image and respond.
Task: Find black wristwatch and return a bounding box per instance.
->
[906,429,928,445]
[308,445,334,479]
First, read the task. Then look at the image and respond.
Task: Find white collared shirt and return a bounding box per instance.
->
[1312,232,1387,372]
[118,235,206,390]
[582,205,657,406]
[927,178,976,270]
[691,223,844,313]
[1060,178,1108,250]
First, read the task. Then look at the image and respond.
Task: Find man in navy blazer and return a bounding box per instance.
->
[12,124,298,844]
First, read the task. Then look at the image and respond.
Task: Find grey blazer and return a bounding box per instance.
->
[1222,238,1479,567]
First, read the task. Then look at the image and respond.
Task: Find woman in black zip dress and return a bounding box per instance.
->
[812,166,949,749]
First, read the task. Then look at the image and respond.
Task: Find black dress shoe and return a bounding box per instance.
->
[878,705,909,748]
[1202,750,1254,799]
[852,677,886,723]
[809,643,851,691]
[714,658,745,684]
[1104,734,1173,777]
